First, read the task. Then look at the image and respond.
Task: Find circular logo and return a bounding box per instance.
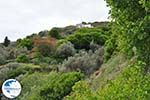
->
[2,79,21,99]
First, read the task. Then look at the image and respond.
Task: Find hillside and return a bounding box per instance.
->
[0,0,150,99]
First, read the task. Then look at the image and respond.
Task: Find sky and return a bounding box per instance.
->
[0,0,110,42]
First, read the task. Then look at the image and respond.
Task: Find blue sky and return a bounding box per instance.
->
[0,0,109,42]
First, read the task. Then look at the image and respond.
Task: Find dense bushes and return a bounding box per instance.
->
[0,63,52,86]
[64,28,107,50]
[65,61,150,100]
[104,35,117,62]
[40,72,83,100]
[97,61,150,99]
[14,47,29,58]
[48,27,61,39]
[65,81,97,100]
[105,0,150,67]
[58,28,107,50]
[37,43,54,56]
[0,44,9,65]
[0,63,21,82]
[16,54,29,63]
[18,38,33,50]
[32,37,56,57]
[89,41,101,51]
[38,30,48,37]
[56,42,76,59]
[60,48,103,75]
[0,0,149,99]
[61,25,77,36]
[19,72,84,100]
[0,54,6,65]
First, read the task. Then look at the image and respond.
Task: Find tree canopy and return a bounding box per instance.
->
[105,0,150,66]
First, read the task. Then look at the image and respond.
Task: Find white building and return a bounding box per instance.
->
[76,23,93,28]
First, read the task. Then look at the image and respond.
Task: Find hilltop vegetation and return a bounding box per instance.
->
[0,0,150,99]
[0,21,110,100]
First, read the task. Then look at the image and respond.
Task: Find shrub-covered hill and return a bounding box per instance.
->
[65,56,150,100]
[0,21,111,99]
[0,0,150,99]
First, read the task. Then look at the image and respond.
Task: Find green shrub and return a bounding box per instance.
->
[104,36,117,62]
[18,38,33,50]
[60,48,103,75]
[0,63,46,82]
[66,28,107,50]
[19,72,84,100]
[0,45,10,65]
[48,27,61,39]
[0,54,6,65]
[56,42,76,58]
[16,54,29,63]
[56,39,68,47]
[65,81,98,100]
[40,72,84,100]
[106,0,150,67]
[0,44,9,61]
[90,41,101,51]
[97,61,150,100]
[31,51,62,65]
[9,47,29,59]
[37,43,54,57]
[61,25,77,36]
[0,63,21,82]
[38,30,48,37]
[65,61,150,100]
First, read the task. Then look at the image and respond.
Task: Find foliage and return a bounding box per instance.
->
[26,33,37,39]
[0,54,6,65]
[0,63,48,83]
[33,37,56,57]
[103,34,117,62]
[16,54,29,63]
[31,52,63,65]
[8,64,51,80]
[65,28,108,50]
[8,47,29,59]
[36,43,53,56]
[38,30,48,37]
[15,47,29,56]
[91,54,129,90]
[90,21,109,28]
[61,25,77,36]
[3,36,10,47]
[60,48,103,75]
[0,44,9,64]
[18,38,33,50]
[56,39,68,47]
[65,61,150,100]
[89,40,101,51]
[40,72,83,100]
[56,42,76,59]
[0,63,21,82]
[19,72,84,100]
[105,0,150,66]
[48,27,61,39]
[97,61,150,100]
[64,81,98,100]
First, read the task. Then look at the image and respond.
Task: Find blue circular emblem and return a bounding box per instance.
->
[2,79,21,99]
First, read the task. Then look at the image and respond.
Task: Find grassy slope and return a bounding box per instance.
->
[90,53,136,90]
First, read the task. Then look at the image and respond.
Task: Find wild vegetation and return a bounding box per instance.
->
[0,0,149,99]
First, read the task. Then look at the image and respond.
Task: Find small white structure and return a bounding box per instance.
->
[76,23,93,28]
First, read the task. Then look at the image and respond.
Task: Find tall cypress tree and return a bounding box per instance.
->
[3,36,10,47]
